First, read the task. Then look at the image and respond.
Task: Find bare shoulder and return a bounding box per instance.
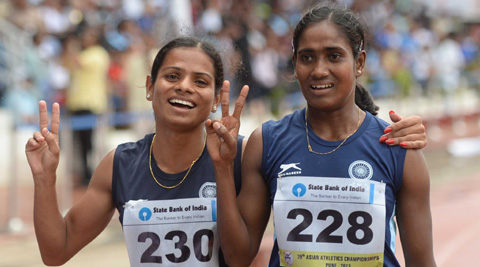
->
[403,149,429,188]
[243,127,263,164]
[87,149,116,196]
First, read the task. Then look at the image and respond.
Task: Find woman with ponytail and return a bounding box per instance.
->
[208,2,435,267]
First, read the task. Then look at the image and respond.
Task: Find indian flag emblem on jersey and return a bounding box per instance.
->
[348,160,373,181]
[199,182,217,198]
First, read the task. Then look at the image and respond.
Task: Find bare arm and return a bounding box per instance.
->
[396,149,436,267]
[206,82,271,266]
[26,101,115,265]
[380,111,427,149]
[236,128,272,264]
[210,126,271,266]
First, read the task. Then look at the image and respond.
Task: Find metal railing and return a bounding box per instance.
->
[0,17,34,233]
[0,17,33,92]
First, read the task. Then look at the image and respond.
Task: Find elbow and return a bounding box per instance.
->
[40,251,70,266]
[223,250,257,267]
[42,258,66,266]
[225,258,255,267]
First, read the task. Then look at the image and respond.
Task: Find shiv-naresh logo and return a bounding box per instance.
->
[278,163,302,178]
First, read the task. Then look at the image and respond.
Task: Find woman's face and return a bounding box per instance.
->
[294,20,364,112]
[147,47,219,130]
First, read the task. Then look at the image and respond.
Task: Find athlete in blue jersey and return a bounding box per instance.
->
[209,3,435,267]
[25,37,249,266]
[26,34,425,267]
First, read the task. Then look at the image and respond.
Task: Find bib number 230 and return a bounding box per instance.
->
[138,229,214,264]
[286,208,373,245]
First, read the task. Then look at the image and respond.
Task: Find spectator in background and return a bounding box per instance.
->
[3,72,39,127]
[25,34,53,103]
[40,0,72,36]
[222,15,255,102]
[250,26,281,117]
[6,0,45,34]
[105,19,153,134]
[410,20,436,96]
[107,46,128,129]
[459,31,480,91]
[64,26,110,185]
[432,31,466,114]
[0,42,7,102]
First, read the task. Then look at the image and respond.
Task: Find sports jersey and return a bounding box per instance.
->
[261,108,406,267]
[113,133,243,266]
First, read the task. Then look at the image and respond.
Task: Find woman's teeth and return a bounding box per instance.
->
[169,99,195,108]
[311,84,333,89]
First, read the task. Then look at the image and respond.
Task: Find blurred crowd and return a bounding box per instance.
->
[0,0,479,183]
[1,0,480,121]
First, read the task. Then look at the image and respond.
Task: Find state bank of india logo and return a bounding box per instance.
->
[139,207,152,221]
[278,163,302,178]
[199,182,217,198]
[348,160,373,181]
[292,183,307,197]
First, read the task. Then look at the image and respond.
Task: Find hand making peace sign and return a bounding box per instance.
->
[206,81,249,164]
[25,101,61,184]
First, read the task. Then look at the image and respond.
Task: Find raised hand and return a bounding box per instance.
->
[206,81,249,163]
[25,101,60,183]
[379,110,427,149]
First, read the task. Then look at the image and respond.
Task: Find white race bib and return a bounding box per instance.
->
[273,176,386,267]
[123,198,219,266]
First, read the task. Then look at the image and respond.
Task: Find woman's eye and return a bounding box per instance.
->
[166,74,179,80]
[329,53,341,61]
[195,80,208,86]
[301,55,313,62]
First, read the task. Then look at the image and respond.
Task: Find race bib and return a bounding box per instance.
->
[123,198,219,266]
[273,176,386,267]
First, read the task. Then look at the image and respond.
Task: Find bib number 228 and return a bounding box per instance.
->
[286,208,373,245]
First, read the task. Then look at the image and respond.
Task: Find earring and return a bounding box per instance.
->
[357,70,362,74]
[147,93,151,98]
[212,106,217,112]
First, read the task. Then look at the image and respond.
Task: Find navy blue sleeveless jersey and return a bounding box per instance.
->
[112,133,243,267]
[113,133,243,223]
[261,108,406,267]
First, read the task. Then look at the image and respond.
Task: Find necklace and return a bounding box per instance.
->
[149,132,206,189]
[305,106,362,155]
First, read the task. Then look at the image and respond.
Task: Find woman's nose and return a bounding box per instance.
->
[175,78,194,93]
[312,61,329,77]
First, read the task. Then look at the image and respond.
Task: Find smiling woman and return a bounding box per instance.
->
[146,46,218,129]
[25,36,249,267]
[207,3,435,267]
[25,33,426,267]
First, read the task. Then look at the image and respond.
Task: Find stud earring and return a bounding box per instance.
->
[147,93,151,98]
[212,106,217,112]
[357,70,362,74]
